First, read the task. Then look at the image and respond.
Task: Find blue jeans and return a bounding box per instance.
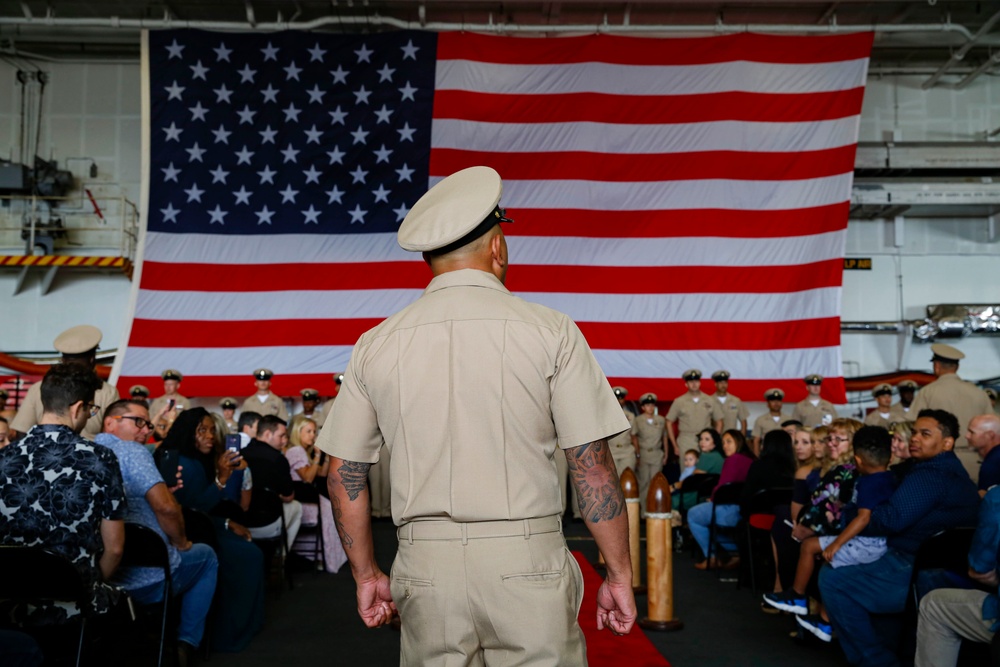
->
[819,548,914,667]
[687,502,740,559]
[129,543,218,647]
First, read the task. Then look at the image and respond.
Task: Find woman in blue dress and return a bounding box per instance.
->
[157,408,265,652]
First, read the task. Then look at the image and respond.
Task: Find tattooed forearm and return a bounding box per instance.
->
[336,460,372,501]
[565,439,625,523]
[331,494,354,549]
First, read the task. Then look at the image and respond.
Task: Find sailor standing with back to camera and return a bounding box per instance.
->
[317,166,636,666]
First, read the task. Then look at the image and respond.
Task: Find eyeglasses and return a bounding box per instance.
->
[110,415,153,430]
[85,403,101,417]
[830,436,850,443]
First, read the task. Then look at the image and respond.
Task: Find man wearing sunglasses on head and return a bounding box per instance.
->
[95,399,219,665]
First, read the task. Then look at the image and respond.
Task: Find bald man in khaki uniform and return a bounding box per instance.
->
[710,370,750,434]
[319,166,635,665]
[11,325,119,441]
[241,368,288,420]
[791,374,838,428]
[666,369,724,456]
[864,384,895,429]
[909,343,993,480]
[752,389,788,453]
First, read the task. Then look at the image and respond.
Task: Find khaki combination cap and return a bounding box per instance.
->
[639,392,658,405]
[765,388,785,400]
[804,374,824,385]
[220,397,238,409]
[160,369,183,381]
[397,166,511,253]
[333,373,344,385]
[985,388,997,401]
[0,388,8,400]
[53,325,102,355]
[711,370,730,381]
[253,368,274,380]
[129,385,150,398]
[300,388,320,400]
[872,383,893,397]
[931,343,965,363]
[682,369,702,381]
[612,386,628,398]
[897,380,919,391]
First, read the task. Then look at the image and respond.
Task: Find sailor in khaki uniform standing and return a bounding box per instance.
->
[889,379,919,422]
[752,388,788,453]
[129,384,150,404]
[241,369,288,420]
[608,386,637,476]
[791,374,838,428]
[318,167,635,664]
[908,343,993,480]
[632,392,668,516]
[299,388,325,423]
[666,369,724,457]
[710,370,750,434]
[10,325,119,441]
[220,397,239,433]
[864,384,895,428]
[149,369,189,418]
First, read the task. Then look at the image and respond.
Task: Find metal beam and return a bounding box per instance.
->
[922,7,1000,89]
[852,181,1000,207]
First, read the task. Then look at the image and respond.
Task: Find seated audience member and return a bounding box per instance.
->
[968,414,1000,494]
[814,409,980,667]
[765,427,895,626]
[679,449,699,484]
[241,415,303,549]
[158,408,265,652]
[0,364,126,626]
[915,485,1000,666]
[208,412,251,520]
[688,429,757,569]
[0,416,10,449]
[237,410,261,448]
[672,428,724,506]
[794,418,862,541]
[96,400,218,662]
[888,420,915,481]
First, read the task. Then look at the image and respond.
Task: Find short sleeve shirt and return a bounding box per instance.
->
[792,398,838,428]
[317,269,629,524]
[753,412,786,439]
[631,414,666,451]
[665,393,723,436]
[285,446,310,482]
[11,381,120,441]
[713,393,750,432]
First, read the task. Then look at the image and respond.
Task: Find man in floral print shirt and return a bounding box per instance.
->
[0,363,127,625]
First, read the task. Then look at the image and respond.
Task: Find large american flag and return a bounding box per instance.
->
[114,29,871,403]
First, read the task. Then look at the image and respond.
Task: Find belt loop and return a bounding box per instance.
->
[523,518,531,539]
[461,523,468,546]
[407,524,413,545]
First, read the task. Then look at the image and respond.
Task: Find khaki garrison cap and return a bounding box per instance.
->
[161,369,183,381]
[300,388,320,401]
[129,385,150,398]
[397,166,512,253]
[612,386,628,398]
[931,343,965,363]
[872,383,893,397]
[639,393,658,405]
[253,368,274,380]
[220,397,238,410]
[897,380,919,391]
[805,374,824,385]
[765,388,785,401]
[711,370,730,381]
[53,325,102,355]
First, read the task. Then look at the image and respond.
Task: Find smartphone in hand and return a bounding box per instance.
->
[225,434,241,452]
[157,448,180,485]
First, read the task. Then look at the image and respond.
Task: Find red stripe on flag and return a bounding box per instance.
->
[437,32,875,65]
[433,89,867,124]
[140,259,844,294]
[430,147,858,182]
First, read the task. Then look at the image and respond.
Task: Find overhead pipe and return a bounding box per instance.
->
[937,51,1000,90]
[922,7,1000,89]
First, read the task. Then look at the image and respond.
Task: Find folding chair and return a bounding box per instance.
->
[739,487,794,593]
[293,501,325,571]
[0,546,90,666]
[250,487,293,593]
[707,482,745,571]
[120,523,172,667]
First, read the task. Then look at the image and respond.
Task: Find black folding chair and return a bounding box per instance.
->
[293,501,325,571]
[249,487,292,593]
[120,523,172,667]
[707,482,745,569]
[0,546,90,666]
[910,526,977,609]
[739,487,794,593]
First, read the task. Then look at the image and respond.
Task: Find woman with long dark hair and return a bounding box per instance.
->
[157,408,265,652]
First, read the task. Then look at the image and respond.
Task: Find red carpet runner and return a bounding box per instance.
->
[573,552,671,667]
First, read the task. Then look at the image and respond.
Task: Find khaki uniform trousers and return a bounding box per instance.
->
[393,517,586,667]
[368,444,392,518]
[609,442,637,480]
[677,432,699,456]
[637,447,663,516]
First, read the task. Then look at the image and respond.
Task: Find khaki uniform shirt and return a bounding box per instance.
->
[317,269,628,525]
[665,393,723,438]
[712,393,750,432]
[864,410,893,429]
[149,393,190,417]
[11,379,119,441]
[888,402,914,423]
[909,373,992,452]
[752,412,786,439]
[792,398,838,428]
[241,392,288,421]
[631,413,666,452]
[300,406,325,425]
